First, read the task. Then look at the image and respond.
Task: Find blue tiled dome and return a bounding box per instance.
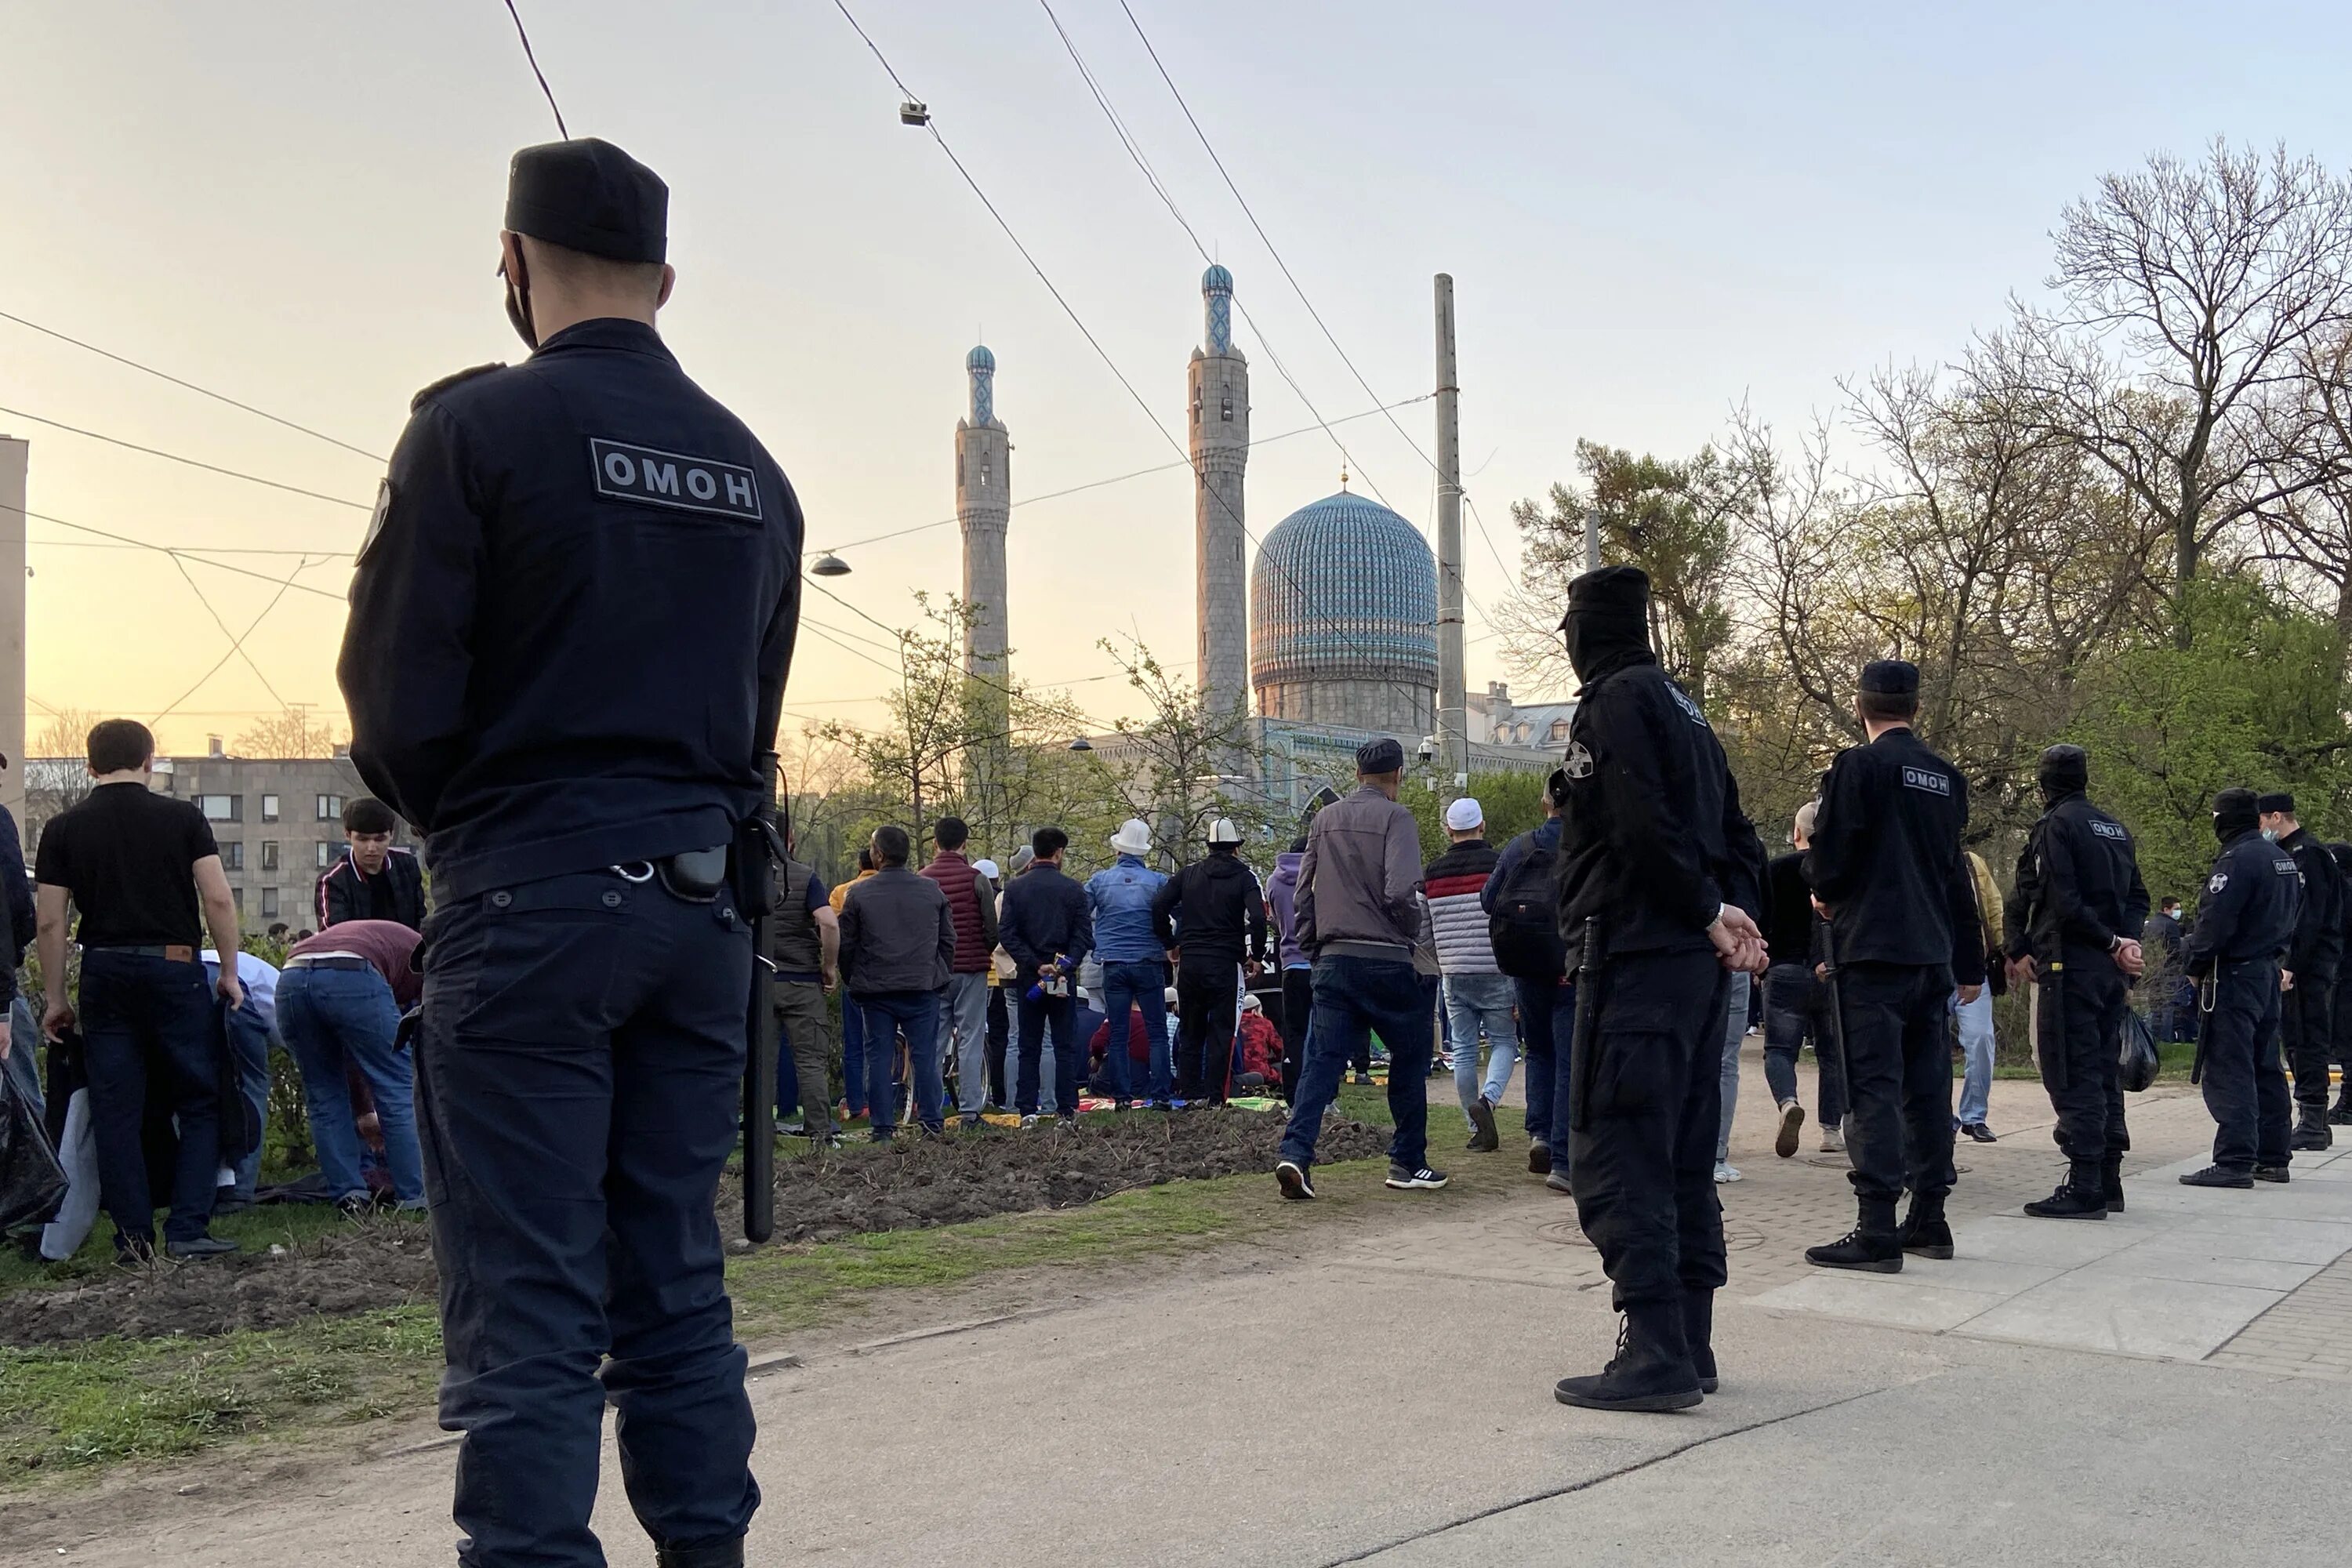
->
[1201,263,1233,293]
[1250,491,1438,695]
[966,343,996,373]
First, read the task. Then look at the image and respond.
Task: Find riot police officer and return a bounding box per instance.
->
[339,139,800,1568]
[2180,788,2301,1188]
[2330,839,2352,1126]
[2002,746,2149,1219]
[1801,660,1986,1272]
[1548,567,1769,1414]
[2257,793,2343,1151]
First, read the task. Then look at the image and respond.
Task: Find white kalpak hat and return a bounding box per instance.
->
[1110,818,1153,856]
[1444,797,1484,831]
[975,858,1000,880]
[1207,817,1243,844]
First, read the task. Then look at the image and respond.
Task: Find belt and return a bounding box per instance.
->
[85,943,197,961]
[287,954,371,971]
[613,844,730,902]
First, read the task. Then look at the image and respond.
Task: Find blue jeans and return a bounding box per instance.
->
[78,949,220,1248]
[858,991,943,1135]
[1762,963,1845,1125]
[1281,956,1436,1171]
[1512,975,1574,1171]
[1952,986,1994,1127]
[1099,960,1172,1103]
[277,963,424,1205]
[1445,972,1519,1117]
[840,994,868,1116]
[1717,976,1749,1162]
[222,998,273,1201]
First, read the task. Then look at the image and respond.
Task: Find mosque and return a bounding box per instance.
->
[954,267,1566,814]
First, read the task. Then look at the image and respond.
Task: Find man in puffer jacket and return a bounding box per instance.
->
[1424,797,1512,1152]
[1152,818,1269,1104]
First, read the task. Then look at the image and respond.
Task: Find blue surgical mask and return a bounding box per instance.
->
[2260,827,2280,842]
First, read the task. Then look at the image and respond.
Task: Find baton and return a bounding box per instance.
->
[1568,919,1604,1134]
[741,753,786,1243]
[2038,959,2069,1096]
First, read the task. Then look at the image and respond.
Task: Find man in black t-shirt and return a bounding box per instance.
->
[34,719,245,1261]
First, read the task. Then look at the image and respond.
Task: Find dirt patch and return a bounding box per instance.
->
[4,1110,1389,1348]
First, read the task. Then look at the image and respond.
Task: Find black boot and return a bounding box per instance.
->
[1554,1301,1702,1412]
[2100,1159,2125,1214]
[1805,1227,1903,1272]
[2179,1164,2254,1189]
[2330,1088,2352,1126]
[656,1537,746,1568]
[1682,1288,1717,1395]
[2291,1109,2333,1152]
[2023,1164,2109,1221]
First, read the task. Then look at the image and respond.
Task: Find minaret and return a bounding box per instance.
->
[1189,266,1250,719]
[956,344,1011,682]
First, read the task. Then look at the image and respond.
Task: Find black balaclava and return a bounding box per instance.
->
[2213,787,2259,844]
[1558,565,1654,687]
[2037,744,2089,808]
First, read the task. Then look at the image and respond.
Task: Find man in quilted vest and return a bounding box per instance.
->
[918,817,999,1128]
[1424,797,1512,1154]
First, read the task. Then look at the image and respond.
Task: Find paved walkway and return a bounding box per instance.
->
[19,1054,2352,1568]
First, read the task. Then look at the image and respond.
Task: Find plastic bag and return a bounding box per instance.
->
[2119,1007,2161,1094]
[0,1056,68,1234]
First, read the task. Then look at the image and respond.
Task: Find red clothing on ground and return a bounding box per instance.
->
[1236,1011,1282,1080]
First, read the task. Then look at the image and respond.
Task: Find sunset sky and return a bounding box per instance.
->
[5,0,2349,756]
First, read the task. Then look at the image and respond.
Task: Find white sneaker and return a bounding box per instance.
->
[1713,1161,1742,1184]
[1019,1114,1039,1130]
[1820,1125,1846,1153]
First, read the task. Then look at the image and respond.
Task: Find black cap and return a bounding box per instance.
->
[1860,659,1919,695]
[1559,564,1650,625]
[2256,792,2296,815]
[1356,737,1404,775]
[506,138,668,263]
[2038,743,2089,795]
[2215,786,2259,818]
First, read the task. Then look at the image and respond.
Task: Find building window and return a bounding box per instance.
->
[1220,390,1233,422]
[230,886,243,911]
[956,452,964,486]
[316,794,343,822]
[222,841,243,871]
[1192,391,1202,428]
[318,840,337,869]
[1548,720,1570,742]
[196,794,241,822]
[260,840,279,872]
[261,887,279,920]
[261,793,280,822]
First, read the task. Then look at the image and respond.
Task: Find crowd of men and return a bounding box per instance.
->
[7,720,433,1263]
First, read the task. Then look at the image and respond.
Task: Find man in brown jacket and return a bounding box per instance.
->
[1275,737,1446,1200]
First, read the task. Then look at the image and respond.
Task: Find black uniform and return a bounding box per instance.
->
[2331,842,2352,1122]
[2003,765,2149,1184]
[1552,568,1766,1404]
[1804,706,1986,1236]
[2185,816,2301,1174]
[339,140,799,1568]
[2274,822,2344,1127]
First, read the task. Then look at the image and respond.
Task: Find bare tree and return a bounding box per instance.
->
[232,704,347,758]
[1967,141,2352,632]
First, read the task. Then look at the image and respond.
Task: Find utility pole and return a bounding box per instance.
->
[1584,505,1602,572]
[1433,274,1466,780]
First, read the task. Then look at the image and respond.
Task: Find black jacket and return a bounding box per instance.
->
[340,318,803,902]
[1763,851,1818,969]
[2184,829,2301,975]
[1805,728,1985,985]
[2003,791,2150,967]
[316,847,428,932]
[999,862,1094,982]
[1555,652,1766,956]
[837,866,955,997]
[1152,850,1268,967]
[2280,826,2345,983]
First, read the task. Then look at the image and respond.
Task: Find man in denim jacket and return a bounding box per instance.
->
[1086,820,1171,1108]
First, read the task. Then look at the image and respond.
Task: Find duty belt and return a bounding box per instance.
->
[612,844,731,902]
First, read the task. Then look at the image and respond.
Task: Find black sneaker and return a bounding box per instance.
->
[2254,1164,2291,1184]
[2331,1094,2352,1127]
[1896,1216,1955,1259]
[1806,1229,1904,1273]
[1276,1160,1316,1200]
[165,1235,238,1261]
[1774,1100,1805,1159]
[1467,1095,1499,1152]
[1962,1122,1998,1144]
[1057,1114,1078,1130]
[1350,1072,1375,1087]
[2022,1182,2108,1221]
[2179,1165,2254,1189]
[1529,1140,1553,1176]
[959,1112,982,1130]
[1386,1163,1449,1190]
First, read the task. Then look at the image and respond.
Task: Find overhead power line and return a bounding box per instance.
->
[0,405,371,512]
[500,0,569,137]
[0,310,387,463]
[0,500,348,601]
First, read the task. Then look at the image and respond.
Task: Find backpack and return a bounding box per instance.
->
[1489,835,1566,980]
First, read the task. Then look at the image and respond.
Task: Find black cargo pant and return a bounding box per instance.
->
[2199,956,2289,1173]
[2281,974,2336,1116]
[2035,951,2129,1167]
[1279,965,1312,1102]
[1568,948,1730,1312]
[1174,960,1240,1102]
[1835,960,1958,1229]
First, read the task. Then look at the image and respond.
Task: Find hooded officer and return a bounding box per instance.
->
[2002,746,2151,1219]
[1548,567,1769,1414]
[2330,839,2352,1127]
[2256,792,2343,1151]
[1801,659,1986,1272]
[339,140,800,1568]
[2180,788,2302,1187]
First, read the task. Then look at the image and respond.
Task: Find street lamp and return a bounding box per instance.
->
[810,553,852,578]
[1069,735,1094,753]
